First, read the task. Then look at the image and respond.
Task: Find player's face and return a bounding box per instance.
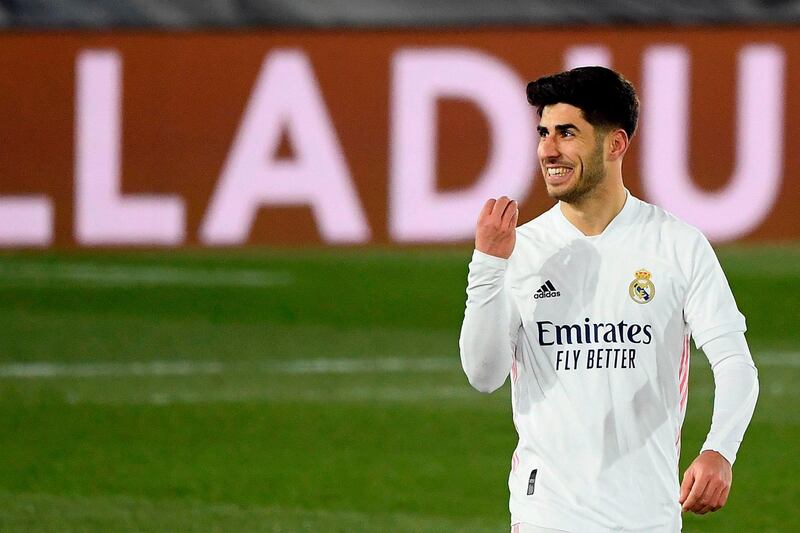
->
[537,103,607,204]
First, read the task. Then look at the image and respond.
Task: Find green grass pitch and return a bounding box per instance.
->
[0,245,797,532]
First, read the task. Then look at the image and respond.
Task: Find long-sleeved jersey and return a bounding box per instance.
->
[459,193,758,532]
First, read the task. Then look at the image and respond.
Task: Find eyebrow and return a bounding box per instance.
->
[537,123,580,135]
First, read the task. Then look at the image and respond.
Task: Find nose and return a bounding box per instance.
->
[538,134,559,160]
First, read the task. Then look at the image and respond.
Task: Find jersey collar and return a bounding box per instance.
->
[552,189,637,241]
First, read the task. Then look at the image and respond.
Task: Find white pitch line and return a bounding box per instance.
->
[688,351,800,369]
[680,351,800,368]
[49,380,800,406]
[753,352,800,368]
[69,385,474,406]
[0,352,795,379]
[0,361,226,378]
[0,357,457,379]
[0,262,293,288]
[264,357,455,374]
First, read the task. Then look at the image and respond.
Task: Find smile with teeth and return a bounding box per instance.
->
[547,167,572,176]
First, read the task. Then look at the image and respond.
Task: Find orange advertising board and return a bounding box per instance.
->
[0,28,798,247]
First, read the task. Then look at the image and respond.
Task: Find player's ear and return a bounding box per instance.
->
[607,129,629,161]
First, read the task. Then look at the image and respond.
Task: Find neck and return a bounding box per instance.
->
[559,175,627,236]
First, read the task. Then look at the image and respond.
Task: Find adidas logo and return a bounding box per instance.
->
[534,280,561,299]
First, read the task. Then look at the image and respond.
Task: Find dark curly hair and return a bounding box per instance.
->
[526,66,639,139]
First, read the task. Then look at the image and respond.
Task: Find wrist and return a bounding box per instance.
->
[700,448,732,466]
[472,248,510,264]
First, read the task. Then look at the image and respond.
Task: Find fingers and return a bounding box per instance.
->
[490,197,512,226]
[680,452,733,514]
[679,468,694,505]
[693,481,720,515]
[481,196,516,218]
[703,482,730,513]
[475,196,518,259]
[681,470,729,514]
[479,196,519,229]
[718,485,731,509]
[508,204,519,230]
[681,470,709,513]
[479,199,496,222]
[501,200,518,230]
[702,483,727,514]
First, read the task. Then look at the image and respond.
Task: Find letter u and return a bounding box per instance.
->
[640,45,785,242]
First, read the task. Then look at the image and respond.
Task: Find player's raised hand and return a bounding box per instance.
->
[679,450,732,515]
[475,196,518,259]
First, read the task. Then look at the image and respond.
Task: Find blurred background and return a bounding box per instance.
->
[0,1,798,531]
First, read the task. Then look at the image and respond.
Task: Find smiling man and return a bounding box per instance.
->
[459,67,759,532]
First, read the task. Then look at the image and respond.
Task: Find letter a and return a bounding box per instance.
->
[201,50,370,244]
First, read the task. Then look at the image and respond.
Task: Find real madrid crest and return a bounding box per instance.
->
[629,269,655,304]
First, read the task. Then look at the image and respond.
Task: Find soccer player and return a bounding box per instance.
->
[459,66,759,532]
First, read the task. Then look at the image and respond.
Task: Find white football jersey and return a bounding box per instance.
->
[461,193,746,532]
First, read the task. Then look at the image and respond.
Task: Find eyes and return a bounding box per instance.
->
[537,128,575,139]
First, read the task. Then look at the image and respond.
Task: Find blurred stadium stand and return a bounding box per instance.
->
[1,0,800,28]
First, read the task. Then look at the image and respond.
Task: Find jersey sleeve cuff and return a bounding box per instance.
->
[700,444,737,466]
[471,249,510,269]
